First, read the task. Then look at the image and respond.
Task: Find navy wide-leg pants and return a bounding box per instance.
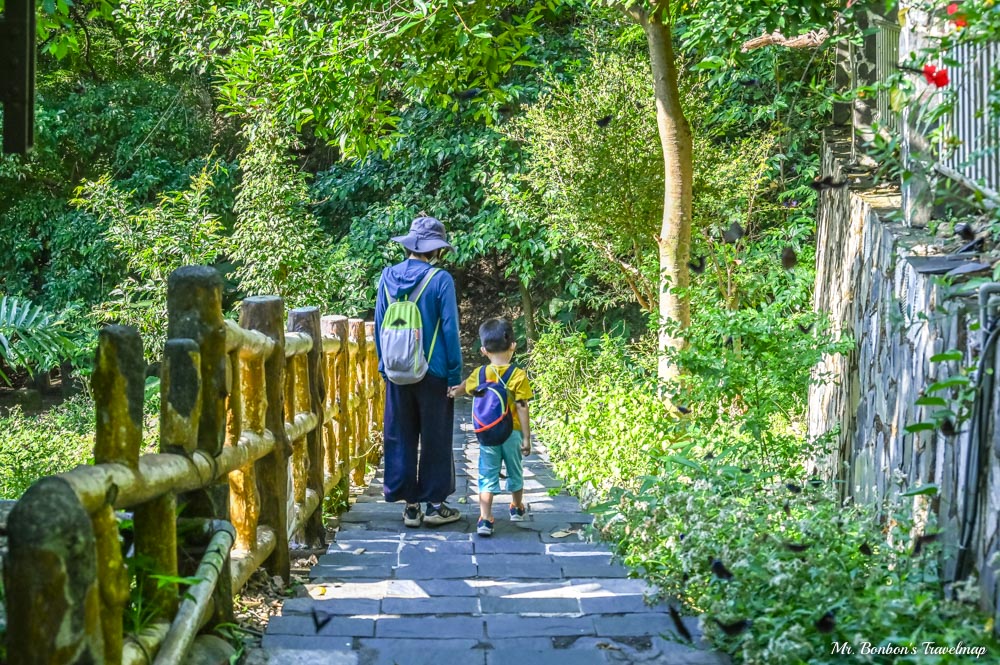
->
[382,374,456,504]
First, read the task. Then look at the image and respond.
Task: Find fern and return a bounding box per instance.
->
[0,296,78,385]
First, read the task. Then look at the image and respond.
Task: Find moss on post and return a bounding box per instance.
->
[241,296,290,582]
[5,477,103,664]
[349,319,368,486]
[289,307,326,546]
[323,315,351,507]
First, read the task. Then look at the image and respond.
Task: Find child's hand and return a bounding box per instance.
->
[447,385,462,399]
[521,439,531,456]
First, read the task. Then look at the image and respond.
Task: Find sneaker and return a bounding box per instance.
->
[509,503,526,522]
[403,503,423,528]
[423,502,461,526]
[477,517,495,536]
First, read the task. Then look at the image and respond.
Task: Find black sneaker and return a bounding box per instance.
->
[423,502,461,526]
[403,503,423,528]
[477,517,494,536]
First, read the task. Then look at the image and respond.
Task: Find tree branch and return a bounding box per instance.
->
[611,1,646,24]
[741,28,829,53]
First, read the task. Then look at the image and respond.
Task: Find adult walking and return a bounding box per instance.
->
[374,216,463,527]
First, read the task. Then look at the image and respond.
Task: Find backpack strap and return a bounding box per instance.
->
[479,366,487,385]
[410,268,440,303]
[383,267,440,304]
[499,363,517,386]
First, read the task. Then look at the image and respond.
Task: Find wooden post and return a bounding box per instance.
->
[135,338,199,621]
[364,321,380,467]
[227,343,259,553]
[349,318,368,486]
[242,296,290,581]
[289,307,327,547]
[289,354,309,507]
[93,325,143,664]
[167,266,228,458]
[5,477,103,664]
[166,265,233,625]
[159,339,202,455]
[322,316,350,502]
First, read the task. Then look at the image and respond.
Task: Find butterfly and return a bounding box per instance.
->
[815,610,836,633]
[784,542,811,553]
[669,605,693,642]
[311,608,333,632]
[596,114,613,128]
[711,559,734,580]
[723,221,745,244]
[912,532,940,556]
[688,255,706,274]
[859,542,873,556]
[714,618,752,636]
[954,223,976,241]
[786,483,802,494]
[781,247,798,270]
[809,175,849,191]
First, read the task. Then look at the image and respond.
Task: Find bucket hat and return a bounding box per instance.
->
[392,216,455,254]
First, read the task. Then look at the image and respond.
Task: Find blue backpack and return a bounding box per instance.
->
[472,364,518,446]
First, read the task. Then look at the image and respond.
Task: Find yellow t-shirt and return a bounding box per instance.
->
[465,364,533,431]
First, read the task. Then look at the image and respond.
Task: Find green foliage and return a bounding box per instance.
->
[75,165,228,353]
[0,77,222,313]
[231,118,334,308]
[529,329,671,496]
[508,43,662,309]
[0,395,95,498]
[118,0,564,157]
[598,466,998,664]
[0,296,81,384]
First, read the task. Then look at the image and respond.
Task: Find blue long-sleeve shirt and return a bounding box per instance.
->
[374,259,463,386]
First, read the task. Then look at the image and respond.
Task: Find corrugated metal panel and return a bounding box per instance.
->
[942,41,999,191]
[876,20,901,133]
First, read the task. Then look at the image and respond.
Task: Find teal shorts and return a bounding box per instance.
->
[478,430,524,494]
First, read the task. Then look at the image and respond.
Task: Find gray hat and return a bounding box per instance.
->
[392,216,455,254]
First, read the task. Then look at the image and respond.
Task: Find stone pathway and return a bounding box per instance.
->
[259,403,728,665]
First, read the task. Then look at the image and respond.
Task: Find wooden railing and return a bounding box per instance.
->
[2,265,384,664]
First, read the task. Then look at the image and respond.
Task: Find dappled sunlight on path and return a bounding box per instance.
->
[257,403,728,665]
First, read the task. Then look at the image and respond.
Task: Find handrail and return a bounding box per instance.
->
[2,267,385,665]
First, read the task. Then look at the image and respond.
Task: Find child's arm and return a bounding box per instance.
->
[516,400,531,455]
[448,383,468,398]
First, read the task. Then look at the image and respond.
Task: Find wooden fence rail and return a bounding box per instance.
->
[2,265,384,664]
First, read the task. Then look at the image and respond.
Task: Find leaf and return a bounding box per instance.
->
[352,548,365,555]
[914,396,947,407]
[692,56,726,71]
[901,484,939,497]
[549,529,578,538]
[904,422,936,433]
[926,376,971,392]
[930,351,963,363]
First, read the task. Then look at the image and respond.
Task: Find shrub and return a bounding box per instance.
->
[598,466,998,664]
[0,385,161,499]
[0,395,95,499]
[529,328,669,498]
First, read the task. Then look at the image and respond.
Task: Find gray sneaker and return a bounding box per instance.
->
[403,503,423,528]
[423,502,461,526]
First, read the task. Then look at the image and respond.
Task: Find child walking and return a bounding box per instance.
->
[448,318,533,536]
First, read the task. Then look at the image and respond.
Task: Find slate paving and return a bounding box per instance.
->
[260,403,729,665]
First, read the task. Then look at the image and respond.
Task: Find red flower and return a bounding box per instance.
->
[953,15,968,27]
[946,2,960,14]
[922,64,950,87]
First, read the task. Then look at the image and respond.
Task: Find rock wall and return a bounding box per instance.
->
[809,132,1000,625]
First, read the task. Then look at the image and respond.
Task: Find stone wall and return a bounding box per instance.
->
[809,132,1000,626]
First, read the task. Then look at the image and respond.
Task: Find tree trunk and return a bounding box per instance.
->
[643,15,693,386]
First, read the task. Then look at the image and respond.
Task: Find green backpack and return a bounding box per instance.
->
[380,268,441,385]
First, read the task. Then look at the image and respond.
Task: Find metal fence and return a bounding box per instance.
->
[875,19,901,133]
[941,40,1000,193]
